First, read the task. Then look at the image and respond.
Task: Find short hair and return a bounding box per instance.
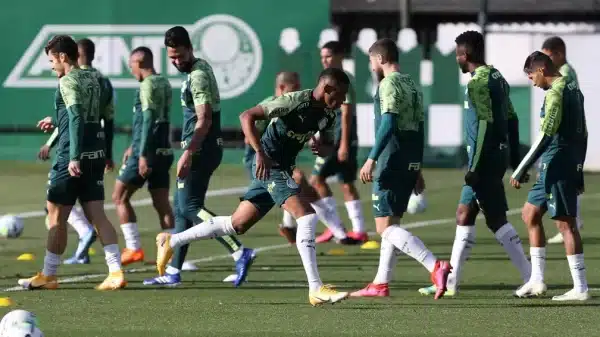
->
[523,51,557,74]
[541,36,566,54]
[455,30,485,63]
[131,46,154,68]
[321,41,343,55]
[368,38,399,63]
[164,26,192,48]
[318,67,349,86]
[275,71,299,86]
[77,38,95,61]
[45,35,78,61]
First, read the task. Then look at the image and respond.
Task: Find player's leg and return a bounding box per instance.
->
[353,173,451,300]
[277,168,301,244]
[63,206,96,264]
[339,154,367,241]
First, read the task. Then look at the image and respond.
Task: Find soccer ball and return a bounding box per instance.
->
[0,310,43,337]
[406,193,427,214]
[0,215,24,238]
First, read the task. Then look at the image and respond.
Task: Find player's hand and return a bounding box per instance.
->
[104,159,114,173]
[414,171,426,195]
[38,145,51,161]
[464,171,479,186]
[122,147,133,164]
[37,117,54,133]
[360,159,376,183]
[255,150,272,180]
[337,145,349,162]
[138,156,152,178]
[68,160,82,177]
[177,149,192,179]
[510,177,521,189]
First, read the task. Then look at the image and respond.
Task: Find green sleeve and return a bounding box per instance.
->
[68,105,84,161]
[467,78,492,172]
[190,70,213,106]
[541,89,563,136]
[259,92,302,118]
[139,79,155,159]
[368,113,395,160]
[379,78,400,115]
[343,74,356,105]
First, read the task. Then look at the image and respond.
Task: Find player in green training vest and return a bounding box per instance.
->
[154,68,354,306]
[112,47,175,266]
[311,41,368,244]
[351,38,451,300]
[511,51,589,301]
[19,35,126,291]
[419,31,531,297]
[541,36,584,244]
[144,26,256,287]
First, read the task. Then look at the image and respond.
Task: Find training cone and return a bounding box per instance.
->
[88,247,96,256]
[17,253,35,261]
[361,241,381,250]
[0,298,13,307]
[326,248,346,256]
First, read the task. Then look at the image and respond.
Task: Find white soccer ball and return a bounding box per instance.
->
[0,310,42,337]
[0,215,24,238]
[406,192,427,215]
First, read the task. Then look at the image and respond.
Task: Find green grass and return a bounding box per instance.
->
[1,162,600,337]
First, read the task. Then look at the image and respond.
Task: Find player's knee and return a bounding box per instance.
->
[521,204,541,227]
[309,174,324,188]
[292,169,304,184]
[555,217,576,233]
[111,189,129,206]
[485,218,506,233]
[456,205,473,226]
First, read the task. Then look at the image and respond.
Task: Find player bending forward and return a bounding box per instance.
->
[419,31,531,297]
[511,51,589,301]
[350,38,451,300]
[154,68,352,305]
[19,35,126,290]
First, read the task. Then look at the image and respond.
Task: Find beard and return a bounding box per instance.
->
[172,61,193,73]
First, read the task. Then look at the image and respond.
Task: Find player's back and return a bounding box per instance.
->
[142,74,172,150]
[181,58,221,151]
[374,72,424,172]
[81,66,114,121]
[559,63,579,87]
[332,71,358,147]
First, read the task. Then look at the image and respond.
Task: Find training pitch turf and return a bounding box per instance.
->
[0,162,599,337]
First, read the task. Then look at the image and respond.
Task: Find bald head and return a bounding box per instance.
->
[131,46,154,69]
[275,71,300,96]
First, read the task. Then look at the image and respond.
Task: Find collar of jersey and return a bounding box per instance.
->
[470,64,489,76]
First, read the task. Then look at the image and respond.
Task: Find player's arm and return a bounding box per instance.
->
[240,94,292,154]
[511,90,562,182]
[101,79,115,162]
[368,80,397,161]
[139,80,155,163]
[59,76,84,161]
[506,98,522,171]
[467,79,493,173]
[186,70,213,152]
[339,93,354,152]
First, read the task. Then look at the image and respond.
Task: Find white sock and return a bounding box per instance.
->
[231,246,245,261]
[447,225,476,290]
[494,223,531,282]
[529,247,546,283]
[345,200,365,233]
[576,195,583,229]
[282,210,296,228]
[381,225,437,272]
[567,254,588,292]
[103,244,121,273]
[68,208,93,239]
[42,250,61,276]
[170,216,237,248]
[373,238,399,284]
[311,197,346,239]
[295,213,323,292]
[120,223,141,250]
[166,265,180,275]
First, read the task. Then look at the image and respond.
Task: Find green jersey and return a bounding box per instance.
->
[131,74,172,161]
[373,72,424,172]
[559,63,579,87]
[54,68,104,162]
[80,65,114,121]
[259,89,336,169]
[333,71,358,147]
[180,58,222,152]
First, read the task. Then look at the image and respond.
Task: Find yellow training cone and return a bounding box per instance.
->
[0,298,13,307]
[88,248,96,256]
[361,241,381,250]
[326,248,346,256]
[17,253,35,261]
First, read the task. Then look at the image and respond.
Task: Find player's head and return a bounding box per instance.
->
[368,38,399,80]
[315,67,349,110]
[523,51,559,90]
[165,26,194,73]
[320,41,344,70]
[455,30,485,73]
[45,35,78,78]
[76,38,94,67]
[129,46,154,82]
[275,71,300,96]
[541,36,567,66]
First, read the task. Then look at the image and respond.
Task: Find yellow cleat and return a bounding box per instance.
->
[95,271,127,291]
[156,232,173,276]
[17,272,58,290]
[309,285,349,306]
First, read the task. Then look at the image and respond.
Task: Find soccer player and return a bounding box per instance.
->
[511,51,589,301]
[143,26,255,287]
[345,38,451,300]
[153,67,352,305]
[111,46,175,266]
[312,41,367,244]
[19,35,126,290]
[418,31,531,297]
[540,36,584,244]
[243,71,301,243]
